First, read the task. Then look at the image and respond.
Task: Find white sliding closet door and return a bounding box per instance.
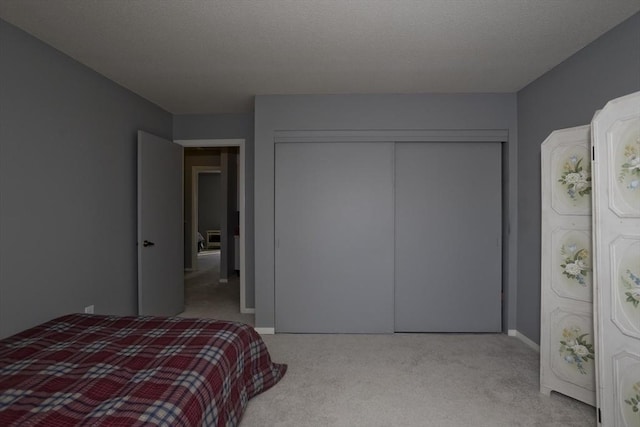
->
[592,91,640,426]
[394,142,502,332]
[275,142,395,333]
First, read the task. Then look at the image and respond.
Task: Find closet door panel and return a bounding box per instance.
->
[274,142,395,333]
[394,142,502,332]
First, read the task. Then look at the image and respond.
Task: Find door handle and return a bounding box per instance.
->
[143,240,155,247]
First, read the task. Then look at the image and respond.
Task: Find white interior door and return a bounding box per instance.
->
[394,142,502,332]
[592,91,640,426]
[137,130,184,316]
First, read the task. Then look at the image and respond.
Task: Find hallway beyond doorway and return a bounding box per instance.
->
[179,251,254,325]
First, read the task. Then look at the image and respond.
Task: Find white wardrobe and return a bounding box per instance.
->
[541,91,640,426]
[274,140,503,334]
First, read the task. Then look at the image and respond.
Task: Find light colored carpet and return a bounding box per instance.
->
[178,250,254,325]
[242,334,595,427]
[179,252,595,426]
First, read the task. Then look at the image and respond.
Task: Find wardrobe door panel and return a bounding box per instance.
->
[274,142,395,333]
[394,142,502,332]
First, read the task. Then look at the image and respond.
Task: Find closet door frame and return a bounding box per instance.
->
[273,130,509,333]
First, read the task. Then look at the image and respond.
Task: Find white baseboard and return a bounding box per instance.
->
[241,308,255,314]
[509,329,540,352]
[254,327,275,335]
[219,279,228,283]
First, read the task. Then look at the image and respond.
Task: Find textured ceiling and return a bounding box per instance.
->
[1,0,638,114]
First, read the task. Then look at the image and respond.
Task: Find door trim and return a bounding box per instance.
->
[176,138,252,314]
[273,129,508,143]
[272,131,510,333]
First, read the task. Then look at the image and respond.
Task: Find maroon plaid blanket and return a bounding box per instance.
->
[0,314,286,426]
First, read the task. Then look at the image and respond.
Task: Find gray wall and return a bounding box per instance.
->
[183,151,221,267]
[174,114,254,307]
[254,94,518,329]
[0,19,172,338]
[516,12,640,345]
[198,173,221,235]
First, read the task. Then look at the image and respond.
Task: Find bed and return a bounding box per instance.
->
[0,314,286,426]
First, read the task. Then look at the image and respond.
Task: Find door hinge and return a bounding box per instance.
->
[598,408,601,424]
[592,146,595,161]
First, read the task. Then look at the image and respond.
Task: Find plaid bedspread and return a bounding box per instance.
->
[0,314,286,426]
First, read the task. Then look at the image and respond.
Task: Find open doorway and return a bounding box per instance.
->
[176,139,253,325]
